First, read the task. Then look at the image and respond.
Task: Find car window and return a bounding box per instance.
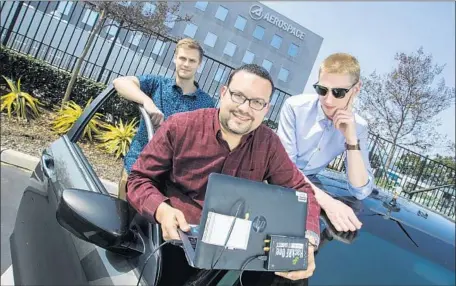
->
[70,88,138,195]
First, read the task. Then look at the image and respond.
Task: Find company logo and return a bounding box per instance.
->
[252,216,267,233]
[249,4,263,21]
[248,4,305,40]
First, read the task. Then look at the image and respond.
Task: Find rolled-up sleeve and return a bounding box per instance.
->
[127,119,175,223]
[344,126,374,200]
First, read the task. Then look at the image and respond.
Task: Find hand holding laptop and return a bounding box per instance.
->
[275,245,316,280]
[156,202,190,240]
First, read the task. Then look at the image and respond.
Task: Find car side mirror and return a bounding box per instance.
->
[56,188,144,257]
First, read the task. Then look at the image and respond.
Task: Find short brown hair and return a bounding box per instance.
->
[176,38,204,62]
[319,53,360,83]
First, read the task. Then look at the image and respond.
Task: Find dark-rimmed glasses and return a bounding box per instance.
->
[226,88,268,111]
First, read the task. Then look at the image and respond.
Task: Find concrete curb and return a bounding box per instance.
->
[1,149,39,171]
[1,149,119,197]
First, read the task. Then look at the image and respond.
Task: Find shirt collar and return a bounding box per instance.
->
[172,78,201,97]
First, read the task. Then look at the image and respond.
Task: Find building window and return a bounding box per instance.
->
[129,32,142,46]
[270,34,282,49]
[262,59,272,72]
[195,2,208,11]
[288,43,299,57]
[56,1,73,16]
[242,50,255,64]
[278,67,289,82]
[118,1,132,7]
[164,13,177,29]
[214,67,228,82]
[223,42,237,57]
[215,6,228,21]
[234,16,247,31]
[142,3,156,16]
[183,23,198,38]
[204,32,217,48]
[107,20,119,36]
[82,9,98,26]
[197,58,207,74]
[252,25,265,40]
[152,39,166,56]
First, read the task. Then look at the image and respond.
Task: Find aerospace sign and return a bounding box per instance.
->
[249,4,305,40]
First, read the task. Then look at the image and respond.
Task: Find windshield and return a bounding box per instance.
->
[310,230,455,285]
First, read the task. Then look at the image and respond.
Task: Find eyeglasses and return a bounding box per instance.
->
[226,88,268,111]
[313,82,358,99]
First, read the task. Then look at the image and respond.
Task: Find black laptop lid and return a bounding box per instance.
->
[193,173,308,271]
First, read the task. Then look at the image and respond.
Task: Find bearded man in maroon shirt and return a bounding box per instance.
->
[127,64,321,286]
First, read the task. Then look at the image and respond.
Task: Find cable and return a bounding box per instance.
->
[136,239,181,286]
[210,199,246,269]
[239,255,267,286]
[179,200,247,285]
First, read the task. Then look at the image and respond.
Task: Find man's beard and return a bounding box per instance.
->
[220,109,253,135]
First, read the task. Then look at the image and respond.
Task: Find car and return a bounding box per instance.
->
[9,86,455,286]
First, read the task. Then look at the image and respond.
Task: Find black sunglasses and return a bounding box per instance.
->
[313,82,357,99]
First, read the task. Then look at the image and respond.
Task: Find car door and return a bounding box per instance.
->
[9,86,145,285]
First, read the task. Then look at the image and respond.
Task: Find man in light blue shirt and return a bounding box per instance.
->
[278,53,374,232]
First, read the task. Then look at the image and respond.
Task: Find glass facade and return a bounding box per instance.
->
[253,25,265,40]
[215,6,228,21]
[183,23,198,38]
[271,34,283,49]
[204,32,218,47]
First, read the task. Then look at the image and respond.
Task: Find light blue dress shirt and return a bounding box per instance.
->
[277,94,374,200]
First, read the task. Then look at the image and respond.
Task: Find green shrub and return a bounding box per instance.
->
[1,76,43,120]
[52,99,103,142]
[97,118,138,159]
[263,119,279,130]
[0,47,138,123]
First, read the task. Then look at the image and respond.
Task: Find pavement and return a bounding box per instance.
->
[0,149,119,285]
[1,164,30,285]
[0,149,119,196]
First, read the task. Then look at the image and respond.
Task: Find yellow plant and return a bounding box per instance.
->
[1,76,43,120]
[97,118,138,159]
[52,99,102,141]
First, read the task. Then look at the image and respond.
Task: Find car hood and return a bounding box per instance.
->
[308,170,455,286]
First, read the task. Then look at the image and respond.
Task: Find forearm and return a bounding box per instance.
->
[113,76,154,105]
[346,150,369,188]
[304,176,332,208]
[127,169,168,223]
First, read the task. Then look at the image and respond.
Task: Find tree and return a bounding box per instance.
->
[434,154,456,169]
[62,1,191,106]
[395,153,425,177]
[358,47,455,169]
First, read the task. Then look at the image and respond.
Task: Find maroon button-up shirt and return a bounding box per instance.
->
[127,108,320,235]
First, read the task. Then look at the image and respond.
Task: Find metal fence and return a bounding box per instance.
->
[0,1,288,122]
[1,1,455,219]
[329,133,455,220]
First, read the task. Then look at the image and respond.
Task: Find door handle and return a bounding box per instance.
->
[41,153,55,178]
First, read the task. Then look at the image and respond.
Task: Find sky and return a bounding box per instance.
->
[263,1,455,155]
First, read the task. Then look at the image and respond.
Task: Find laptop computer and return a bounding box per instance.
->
[178,173,309,272]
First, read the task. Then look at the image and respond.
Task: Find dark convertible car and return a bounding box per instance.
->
[9,86,455,285]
